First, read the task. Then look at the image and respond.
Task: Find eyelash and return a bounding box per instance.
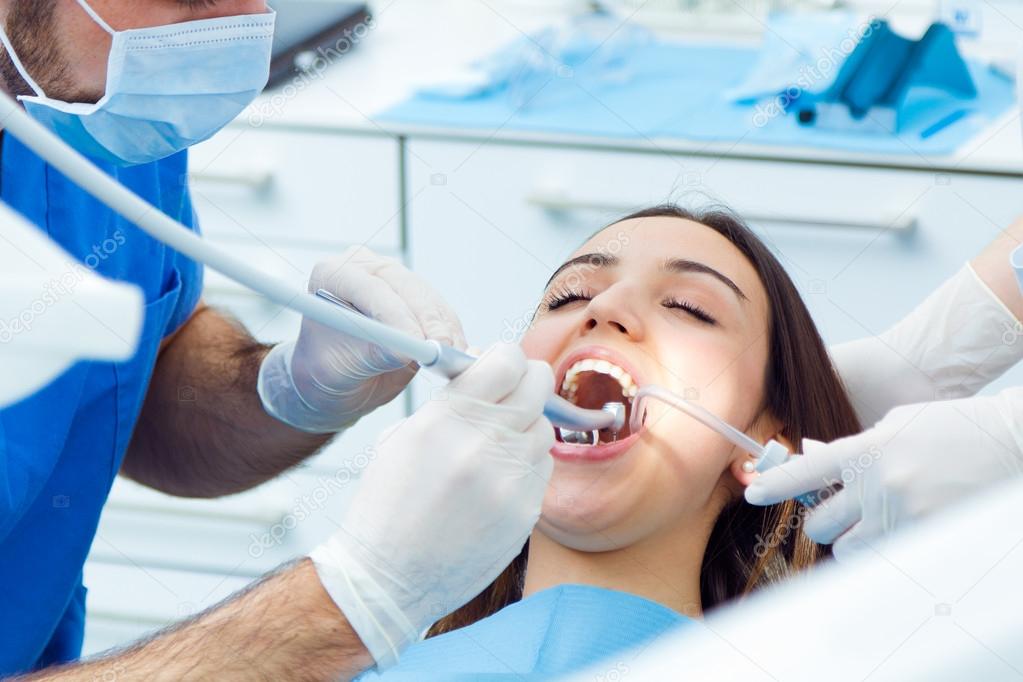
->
[544,286,592,311]
[543,288,717,325]
[662,296,717,325]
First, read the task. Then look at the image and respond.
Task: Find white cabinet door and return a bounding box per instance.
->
[188,127,402,252]
[406,140,1023,395]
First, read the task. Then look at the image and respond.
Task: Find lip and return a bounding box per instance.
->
[550,344,648,463]
[551,431,642,463]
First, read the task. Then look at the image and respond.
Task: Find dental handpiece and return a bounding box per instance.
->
[314,290,625,433]
[630,385,817,506]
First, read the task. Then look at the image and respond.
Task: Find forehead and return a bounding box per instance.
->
[570,215,770,313]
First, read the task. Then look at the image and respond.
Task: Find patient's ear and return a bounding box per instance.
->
[730,418,794,488]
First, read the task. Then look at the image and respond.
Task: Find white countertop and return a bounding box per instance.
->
[247,0,1023,175]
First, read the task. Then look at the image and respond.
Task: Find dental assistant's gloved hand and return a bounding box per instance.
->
[830,264,1023,427]
[745,389,1023,561]
[309,343,555,669]
[258,246,467,433]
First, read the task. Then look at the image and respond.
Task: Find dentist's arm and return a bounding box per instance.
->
[20,560,374,682]
[25,344,554,680]
[123,246,465,498]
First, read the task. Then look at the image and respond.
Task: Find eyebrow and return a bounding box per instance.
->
[545,253,747,302]
[664,258,748,301]
[545,253,619,287]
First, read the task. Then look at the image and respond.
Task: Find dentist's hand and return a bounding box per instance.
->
[310,343,555,669]
[745,390,1023,560]
[258,246,467,433]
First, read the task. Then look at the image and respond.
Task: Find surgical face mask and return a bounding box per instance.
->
[0,0,275,166]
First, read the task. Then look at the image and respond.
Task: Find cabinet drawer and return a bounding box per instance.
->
[188,128,401,251]
[406,140,1023,351]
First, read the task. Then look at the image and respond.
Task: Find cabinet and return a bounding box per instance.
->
[406,139,1023,346]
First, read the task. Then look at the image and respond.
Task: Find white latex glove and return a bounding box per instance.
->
[309,343,555,669]
[745,388,1023,561]
[831,264,1023,427]
[258,246,467,433]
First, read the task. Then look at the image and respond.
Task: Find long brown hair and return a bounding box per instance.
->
[429,204,862,635]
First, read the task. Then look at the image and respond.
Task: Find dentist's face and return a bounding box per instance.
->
[0,0,267,102]
[521,216,781,553]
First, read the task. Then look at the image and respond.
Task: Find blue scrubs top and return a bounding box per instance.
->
[358,584,692,680]
[0,134,203,675]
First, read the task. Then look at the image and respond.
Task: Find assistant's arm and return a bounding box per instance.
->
[17,560,374,682]
[970,215,1023,321]
[121,304,330,498]
[831,218,1023,426]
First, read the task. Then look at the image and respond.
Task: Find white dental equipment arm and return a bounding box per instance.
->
[0,202,143,407]
[0,92,622,433]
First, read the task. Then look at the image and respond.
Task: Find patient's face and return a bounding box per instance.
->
[521,215,776,552]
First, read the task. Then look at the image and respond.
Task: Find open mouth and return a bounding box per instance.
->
[556,358,638,446]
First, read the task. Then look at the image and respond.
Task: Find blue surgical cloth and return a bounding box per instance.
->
[379,20,1014,156]
[0,134,203,674]
[357,584,692,680]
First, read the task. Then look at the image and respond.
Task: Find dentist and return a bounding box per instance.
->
[0,0,554,678]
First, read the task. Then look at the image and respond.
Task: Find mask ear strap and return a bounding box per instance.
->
[0,27,45,98]
[74,0,116,35]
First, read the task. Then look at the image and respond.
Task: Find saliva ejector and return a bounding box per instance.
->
[629,385,818,506]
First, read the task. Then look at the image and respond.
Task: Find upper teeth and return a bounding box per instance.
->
[561,358,638,400]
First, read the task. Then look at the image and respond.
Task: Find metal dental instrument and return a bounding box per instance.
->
[0,92,624,433]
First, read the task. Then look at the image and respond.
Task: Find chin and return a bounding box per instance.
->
[537,457,655,552]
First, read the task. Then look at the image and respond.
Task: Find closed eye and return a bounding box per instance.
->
[663,297,716,325]
[543,287,592,311]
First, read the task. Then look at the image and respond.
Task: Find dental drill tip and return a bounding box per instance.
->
[601,402,626,432]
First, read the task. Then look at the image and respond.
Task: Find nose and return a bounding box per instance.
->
[581,284,644,341]
[198,1,269,20]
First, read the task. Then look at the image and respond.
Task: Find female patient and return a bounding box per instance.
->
[360,205,862,678]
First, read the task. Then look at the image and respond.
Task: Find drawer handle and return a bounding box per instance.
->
[107,496,288,526]
[743,211,917,233]
[526,190,917,233]
[525,190,639,216]
[188,167,275,193]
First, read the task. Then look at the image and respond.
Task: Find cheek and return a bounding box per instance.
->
[520,316,570,362]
